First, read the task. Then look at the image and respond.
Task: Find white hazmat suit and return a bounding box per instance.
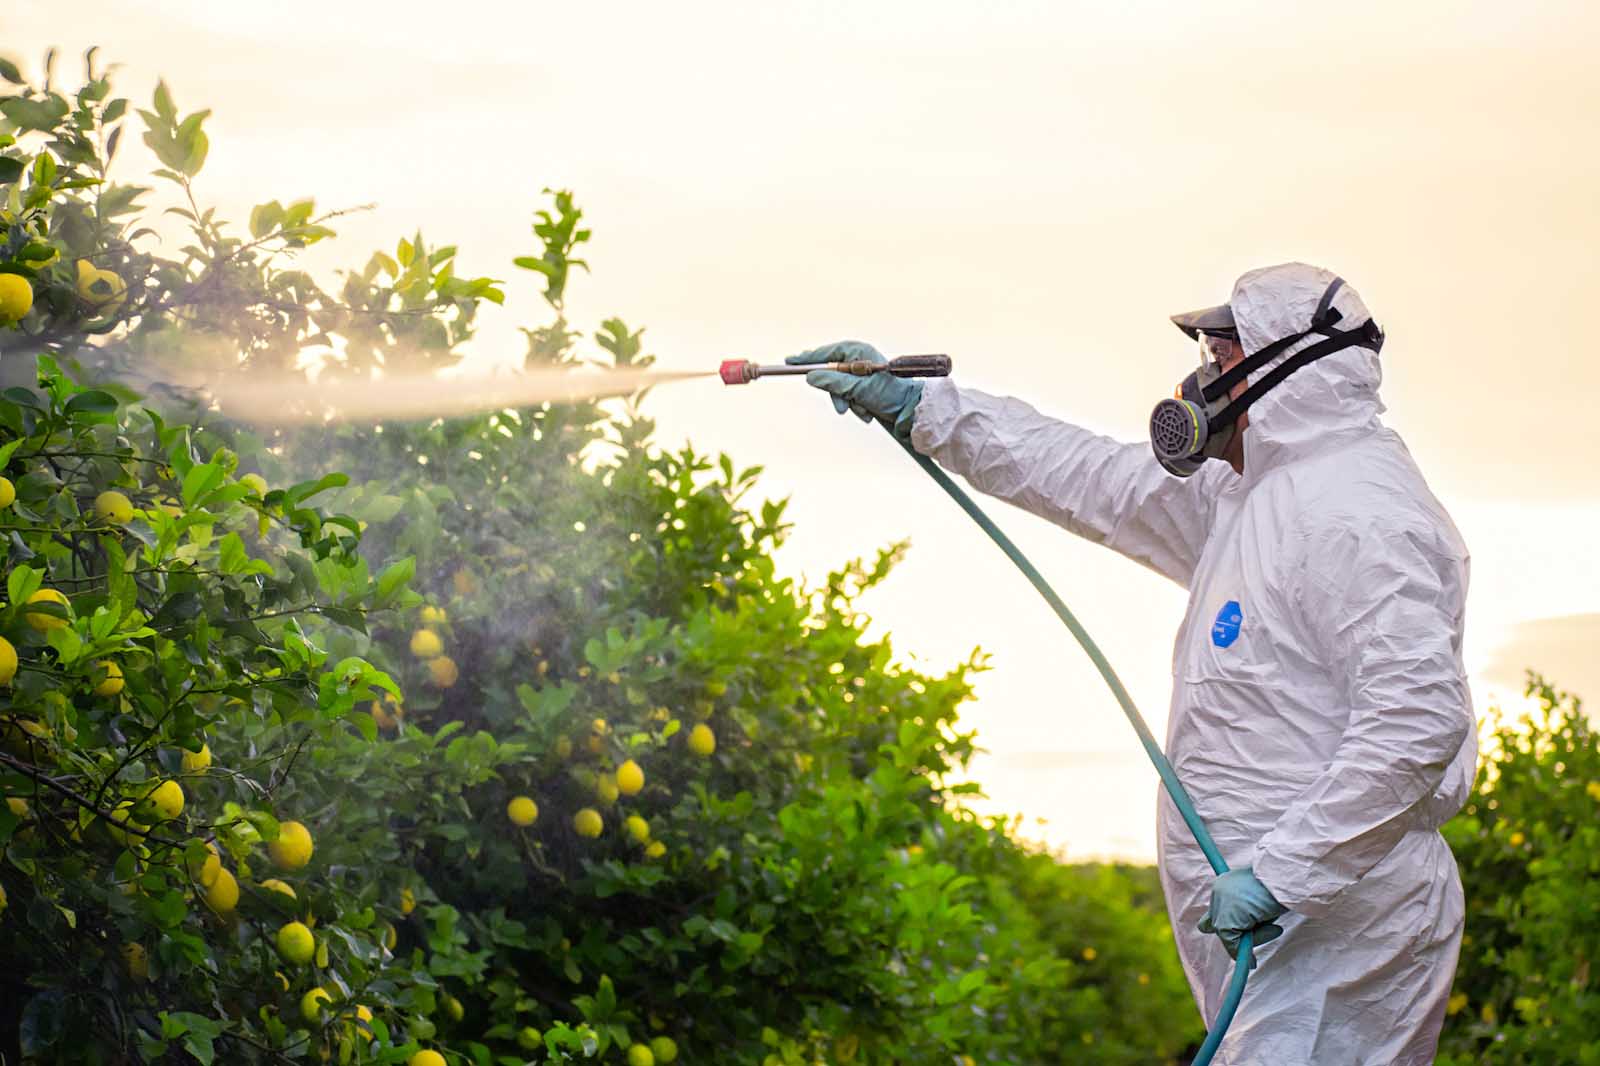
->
[908,263,1476,1065]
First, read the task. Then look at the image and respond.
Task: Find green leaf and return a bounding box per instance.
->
[0,157,22,184]
[63,390,118,417]
[0,57,24,84]
[375,556,415,604]
[180,462,224,507]
[7,565,42,605]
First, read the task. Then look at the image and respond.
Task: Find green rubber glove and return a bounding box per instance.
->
[1197,867,1287,966]
[786,341,923,442]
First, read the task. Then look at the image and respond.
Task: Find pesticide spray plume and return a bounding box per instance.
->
[198,365,712,425]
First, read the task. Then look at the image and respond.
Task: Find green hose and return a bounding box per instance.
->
[893,436,1252,1065]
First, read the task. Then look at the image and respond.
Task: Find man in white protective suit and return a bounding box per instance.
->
[791,262,1477,1065]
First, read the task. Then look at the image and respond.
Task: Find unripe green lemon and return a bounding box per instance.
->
[573,807,603,838]
[0,636,17,687]
[518,1026,543,1051]
[687,723,716,756]
[0,274,33,323]
[94,490,134,525]
[0,477,14,508]
[239,473,268,496]
[507,795,538,826]
[625,815,651,844]
[301,986,332,1023]
[443,994,464,1022]
[409,628,443,658]
[269,820,314,870]
[595,773,619,805]
[627,1043,655,1066]
[650,1037,679,1063]
[615,759,645,796]
[25,588,71,631]
[277,920,316,965]
[93,660,124,696]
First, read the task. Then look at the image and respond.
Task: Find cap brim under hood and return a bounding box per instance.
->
[1169,303,1237,340]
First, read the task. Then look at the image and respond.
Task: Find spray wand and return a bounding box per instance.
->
[719,352,1251,1065]
[718,354,952,385]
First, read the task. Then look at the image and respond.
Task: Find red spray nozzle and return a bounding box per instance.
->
[720,359,756,385]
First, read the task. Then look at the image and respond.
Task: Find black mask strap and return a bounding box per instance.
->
[1201,278,1354,404]
[1204,317,1383,433]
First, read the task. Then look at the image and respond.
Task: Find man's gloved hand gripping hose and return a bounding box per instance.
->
[727,344,1256,1065]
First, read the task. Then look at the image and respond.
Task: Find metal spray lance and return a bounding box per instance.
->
[718,354,952,385]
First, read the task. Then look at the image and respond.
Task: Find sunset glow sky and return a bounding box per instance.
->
[8,0,1598,858]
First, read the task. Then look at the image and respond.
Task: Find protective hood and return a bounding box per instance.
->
[1228,263,1386,475]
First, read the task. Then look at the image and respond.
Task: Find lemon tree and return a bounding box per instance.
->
[0,48,1216,1066]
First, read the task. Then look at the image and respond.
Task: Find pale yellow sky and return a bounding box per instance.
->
[7,0,1599,858]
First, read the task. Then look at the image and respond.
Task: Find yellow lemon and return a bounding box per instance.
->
[301,986,333,1023]
[409,1053,445,1066]
[0,477,14,508]
[182,742,212,773]
[94,490,134,525]
[595,773,619,805]
[1447,992,1468,1016]
[260,878,297,900]
[573,808,603,838]
[278,920,316,965]
[649,1037,678,1063]
[645,840,666,859]
[0,274,32,323]
[420,605,447,625]
[6,796,27,818]
[400,887,416,915]
[1587,780,1600,803]
[1509,831,1525,847]
[106,800,146,845]
[381,922,397,950]
[269,820,314,870]
[0,635,17,686]
[518,1026,543,1051]
[451,567,477,596]
[93,660,125,697]
[122,942,149,981]
[139,779,184,821]
[75,260,126,312]
[239,473,268,496]
[410,629,443,658]
[507,796,539,826]
[625,815,650,844]
[1082,946,1097,961]
[25,589,71,631]
[615,759,645,796]
[627,1043,655,1066]
[187,843,221,887]
[554,735,573,759]
[205,867,240,914]
[687,724,716,757]
[591,717,609,735]
[427,655,458,688]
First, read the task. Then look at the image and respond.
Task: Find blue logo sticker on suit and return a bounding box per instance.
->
[1211,600,1242,648]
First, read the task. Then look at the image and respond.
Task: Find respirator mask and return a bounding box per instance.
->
[1149,278,1385,478]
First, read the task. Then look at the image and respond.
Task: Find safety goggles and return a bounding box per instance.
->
[1197,331,1240,373]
